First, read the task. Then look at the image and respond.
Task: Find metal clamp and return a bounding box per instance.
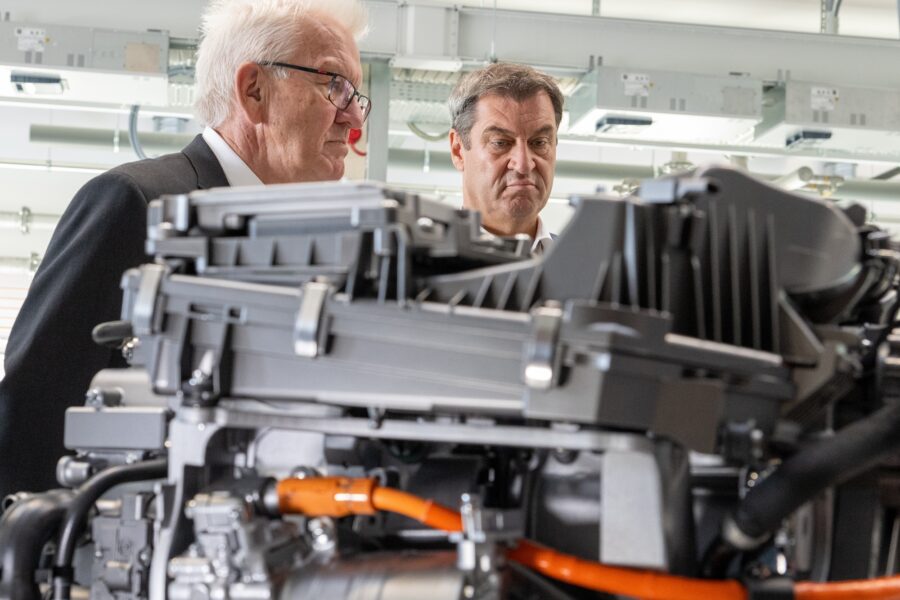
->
[28,252,41,272]
[132,264,168,336]
[522,303,564,390]
[452,494,522,597]
[17,206,31,234]
[293,281,332,358]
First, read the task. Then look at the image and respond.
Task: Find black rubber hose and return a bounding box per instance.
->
[732,401,900,542]
[91,320,133,349]
[0,490,74,600]
[52,459,167,600]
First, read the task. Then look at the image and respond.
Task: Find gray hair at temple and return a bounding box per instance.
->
[195,0,369,127]
[448,62,565,149]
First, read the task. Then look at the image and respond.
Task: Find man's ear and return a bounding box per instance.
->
[449,129,465,172]
[233,62,266,125]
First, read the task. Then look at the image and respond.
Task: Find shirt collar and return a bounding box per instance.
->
[201,126,263,187]
[480,216,553,255]
[532,216,553,254]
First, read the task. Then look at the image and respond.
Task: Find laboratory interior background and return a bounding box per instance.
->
[1,0,899,376]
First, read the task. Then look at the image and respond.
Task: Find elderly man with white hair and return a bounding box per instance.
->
[0,0,369,496]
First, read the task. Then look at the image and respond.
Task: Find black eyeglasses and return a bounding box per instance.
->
[260,61,371,121]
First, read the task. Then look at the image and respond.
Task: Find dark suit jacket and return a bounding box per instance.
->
[0,135,228,496]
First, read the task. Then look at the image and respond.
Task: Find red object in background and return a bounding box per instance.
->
[348,128,366,156]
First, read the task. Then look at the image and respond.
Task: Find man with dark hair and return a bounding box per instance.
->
[0,0,370,497]
[448,63,564,254]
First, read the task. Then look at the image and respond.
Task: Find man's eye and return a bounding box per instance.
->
[531,139,549,148]
[490,140,510,149]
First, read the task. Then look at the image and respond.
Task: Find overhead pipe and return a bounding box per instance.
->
[388,148,656,181]
[830,179,900,203]
[772,166,815,191]
[0,254,41,273]
[0,208,59,234]
[821,0,843,34]
[25,124,900,204]
[29,124,194,157]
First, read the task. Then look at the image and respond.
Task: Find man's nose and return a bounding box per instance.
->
[336,99,365,129]
[508,142,535,175]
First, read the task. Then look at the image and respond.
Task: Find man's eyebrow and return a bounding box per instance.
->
[531,125,556,137]
[481,125,557,138]
[481,126,515,137]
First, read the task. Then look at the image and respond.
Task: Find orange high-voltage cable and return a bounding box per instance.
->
[795,578,900,600]
[272,476,900,600]
[507,539,746,600]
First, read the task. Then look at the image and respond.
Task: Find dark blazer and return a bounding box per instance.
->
[0,135,228,496]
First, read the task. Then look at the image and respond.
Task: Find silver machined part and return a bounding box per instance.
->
[55,456,94,488]
[293,281,332,358]
[261,480,280,516]
[17,206,31,234]
[289,466,321,480]
[307,517,337,553]
[523,304,564,390]
[169,489,309,598]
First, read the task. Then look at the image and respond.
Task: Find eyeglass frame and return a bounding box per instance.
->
[259,61,371,121]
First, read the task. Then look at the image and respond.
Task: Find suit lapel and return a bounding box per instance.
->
[181,135,229,190]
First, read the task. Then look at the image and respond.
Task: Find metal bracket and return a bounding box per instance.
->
[132,264,168,336]
[17,206,31,234]
[28,252,41,272]
[293,281,333,358]
[452,494,522,596]
[522,303,564,390]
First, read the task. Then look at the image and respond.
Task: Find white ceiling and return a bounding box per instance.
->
[1,0,899,40]
[459,0,899,38]
[461,0,898,38]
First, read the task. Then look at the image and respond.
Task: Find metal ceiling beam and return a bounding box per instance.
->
[366,60,392,181]
[362,1,900,88]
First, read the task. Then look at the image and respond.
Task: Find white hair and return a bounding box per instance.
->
[194,0,368,127]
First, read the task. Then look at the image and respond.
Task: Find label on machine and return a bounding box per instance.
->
[810,86,839,112]
[622,72,651,97]
[15,27,46,53]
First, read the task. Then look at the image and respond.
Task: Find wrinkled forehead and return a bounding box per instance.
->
[473,91,559,135]
[291,15,362,86]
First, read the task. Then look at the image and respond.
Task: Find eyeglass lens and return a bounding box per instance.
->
[328,75,370,118]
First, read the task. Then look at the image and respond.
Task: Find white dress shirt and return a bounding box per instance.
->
[532,216,554,255]
[201,126,263,187]
[481,216,554,256]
